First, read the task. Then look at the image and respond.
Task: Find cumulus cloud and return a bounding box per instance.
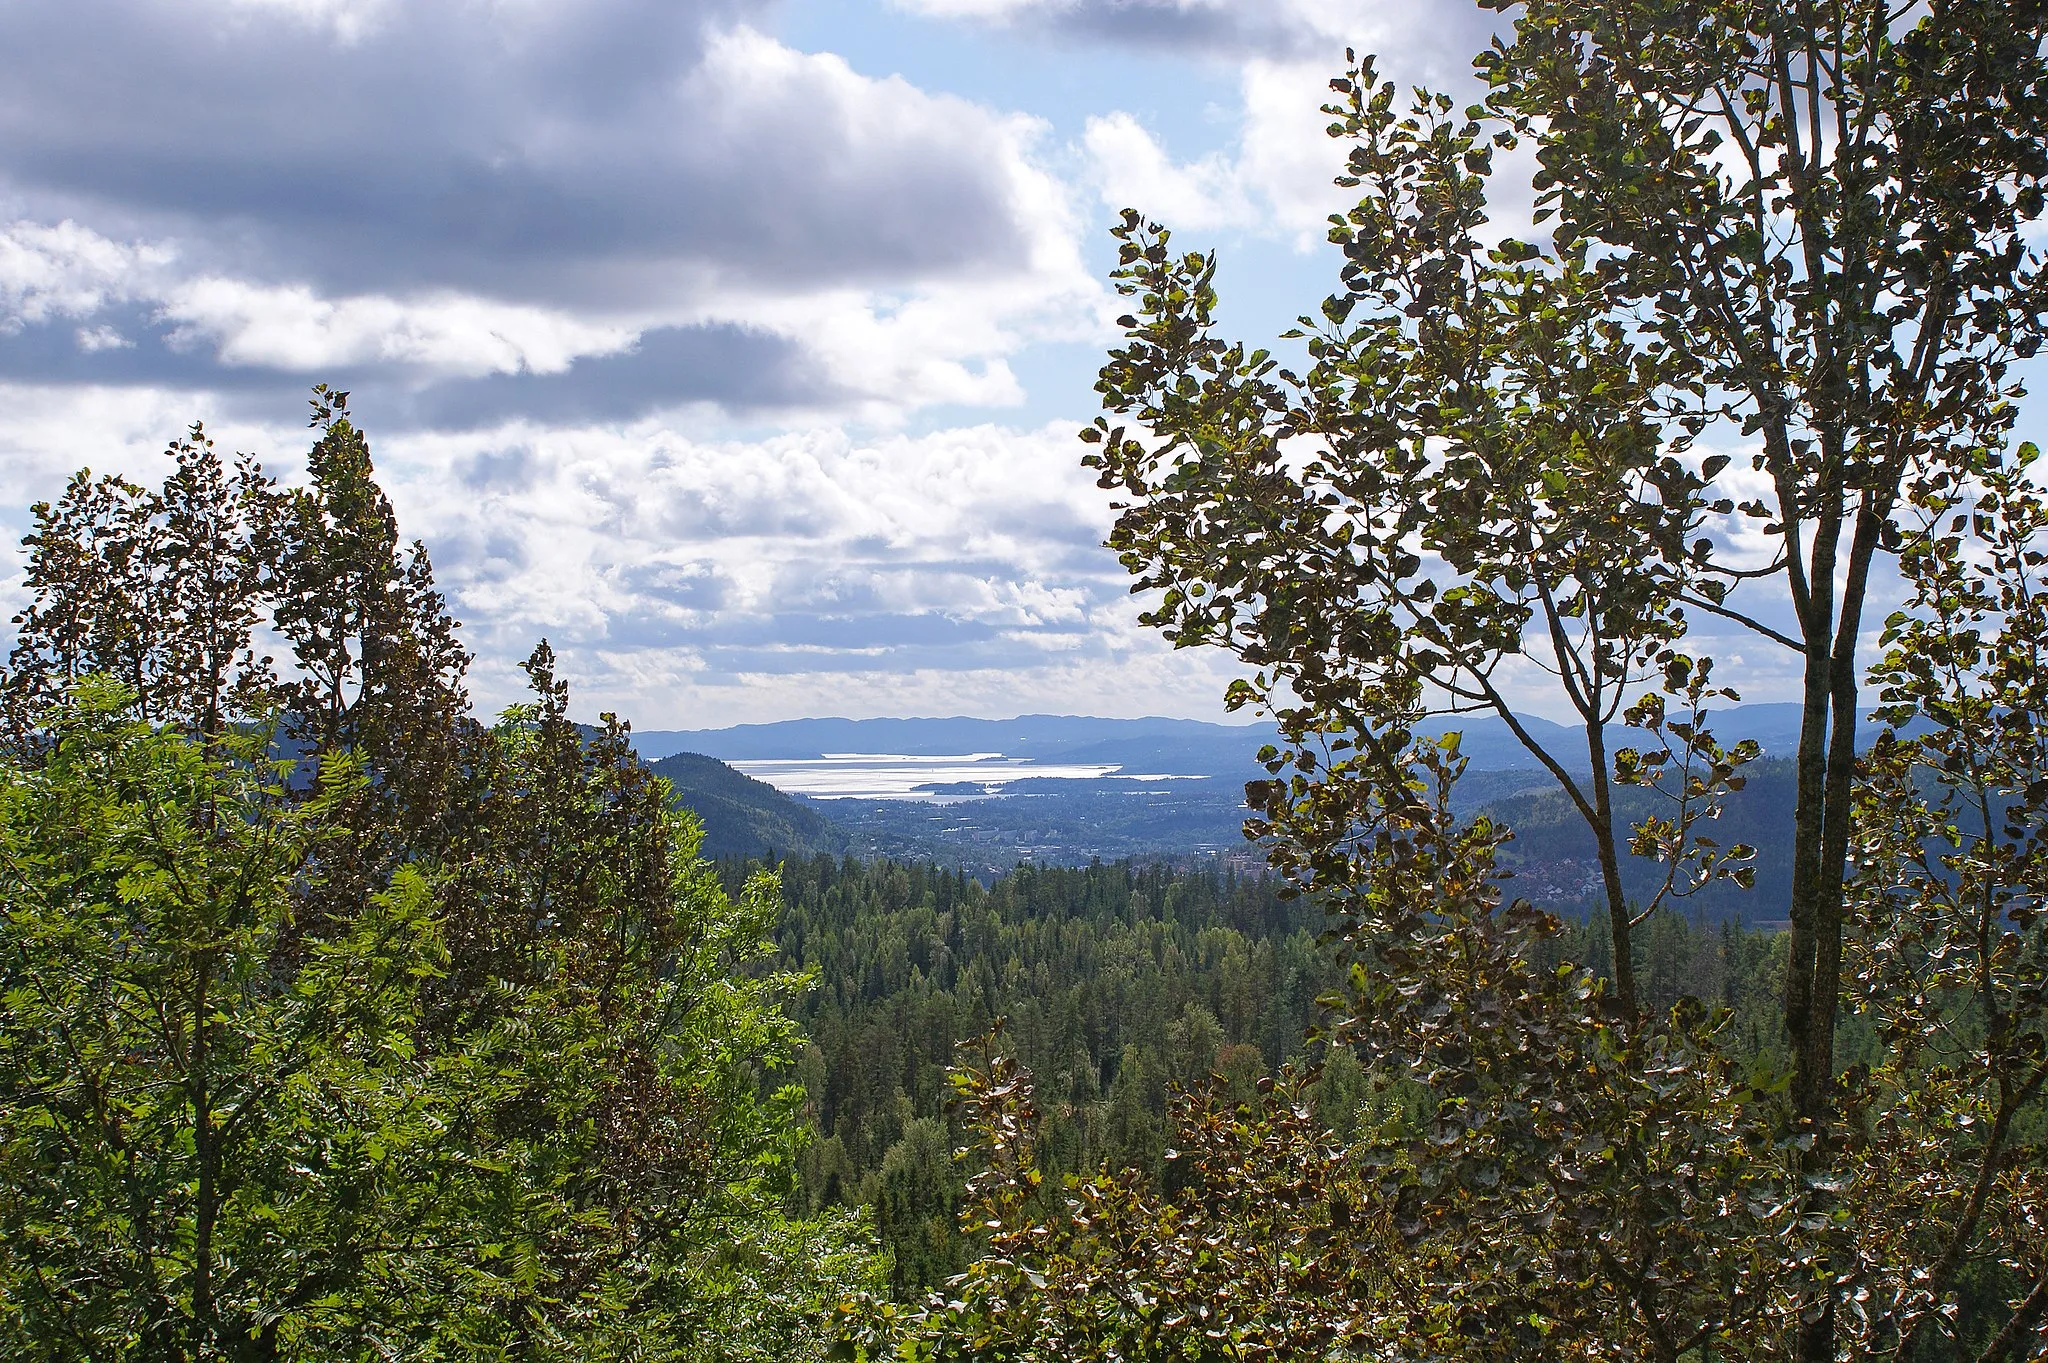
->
[0,3,1100,422]
[160,280,638,377]
[398,324,836,428]
[1082,112,1258,231]
[0,0,1545,728]
[1082,60,1355,243]
[371,412,1255,721]
[1069,3,1511,244]
[0,6,1049,303]
[0,221,176,330]
[0,219,639,379]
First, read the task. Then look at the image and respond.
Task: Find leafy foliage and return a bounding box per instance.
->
[839,1033,1405,1363]
[0,396,880,1360]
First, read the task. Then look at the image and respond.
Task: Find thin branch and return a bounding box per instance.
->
[1698,553,1793,581]
[1974,1265,2048,1363]
[1676,592,1806,652]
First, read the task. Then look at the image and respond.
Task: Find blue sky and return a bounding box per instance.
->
[0,0,1608,727]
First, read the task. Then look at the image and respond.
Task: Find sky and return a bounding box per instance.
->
[0,0,1780,730]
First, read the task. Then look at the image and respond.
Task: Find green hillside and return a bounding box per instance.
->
[649,749,851,861]
[1473,759,1800,925]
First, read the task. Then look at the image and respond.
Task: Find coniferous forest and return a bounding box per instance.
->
[9,3,2048,1360]
[762,855,1794,1303]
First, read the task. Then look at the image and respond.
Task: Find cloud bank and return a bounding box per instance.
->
[0,1,1101,421]
[0,388,1246,724]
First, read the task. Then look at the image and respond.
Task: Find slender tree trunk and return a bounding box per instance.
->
[1784,648,1834,1117]
[1586,722,1640,1016]
[1785,495,1847,1127]
[1785,530,1845,1363]
[1803,503,1888,1105]
[191,955,216,1359]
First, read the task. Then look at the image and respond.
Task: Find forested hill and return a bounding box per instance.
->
[648,749,850,860]
[651,734,1811,924]
[631,715,1266,768]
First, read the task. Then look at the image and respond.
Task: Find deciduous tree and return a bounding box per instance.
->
[887,4,2048,1359]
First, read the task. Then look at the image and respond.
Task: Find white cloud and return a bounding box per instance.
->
[0,7,1065,306]
[0,380,1838,730]
[0,221,175,330]
[218,0,398,44]
[0,218,650,381]
[0,0,1556,734]
[160,279,636,377]
[74,325,134,353]
[670,38,1107,417]
[1080,61,1353,246]
[931,0,1511,248]
[1234,58,1356,241]
[335,411,1234,722]
[1083,111,1257,231]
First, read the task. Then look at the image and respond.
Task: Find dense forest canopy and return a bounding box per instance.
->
[0,395,1839,1361]
[761,855,1791,1302]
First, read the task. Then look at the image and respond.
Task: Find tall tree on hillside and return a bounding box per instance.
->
[0,400,881,1361]
[876,4,2048,1360]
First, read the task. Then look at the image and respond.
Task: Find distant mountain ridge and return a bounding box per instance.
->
[630,714,1266,767]
[1410,702,1814,772]
[634,702,1827,779]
